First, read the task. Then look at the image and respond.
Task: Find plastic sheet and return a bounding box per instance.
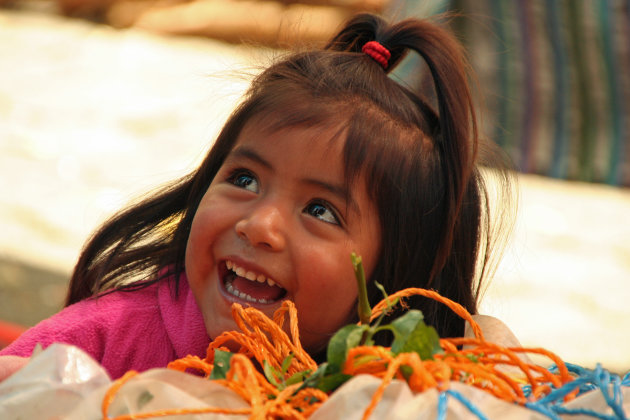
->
[1,344,628,419]
[310,375,548,420]
[0,344,249,420]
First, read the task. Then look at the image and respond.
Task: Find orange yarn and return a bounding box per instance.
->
[102,289,575,420]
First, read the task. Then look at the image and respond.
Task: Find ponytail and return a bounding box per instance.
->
[388,18,479,282]
[317,13,506,338]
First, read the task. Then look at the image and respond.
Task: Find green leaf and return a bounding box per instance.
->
[374,281,390,302]
[285,369,310,386]
[399,365,414,381]
[399,321,443,360]
[209,349,234,380]
[389,310,425,354]
[315,372,353,393]
[263,360,281,388]
[388,310,443,359]
[298,363,352,394]
[464,353,480,363]
[281,353,294,373]
[300,363,328,389]
[326,324,366,374]
[352,253,372,326]
[136,390,154,409]
[368,281,400,331]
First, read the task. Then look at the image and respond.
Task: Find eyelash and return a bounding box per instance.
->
[226,169,259,192]
[225,168,343,227]
[304,200,342,226]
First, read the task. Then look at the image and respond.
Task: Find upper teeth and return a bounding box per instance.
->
[226,260,277,287]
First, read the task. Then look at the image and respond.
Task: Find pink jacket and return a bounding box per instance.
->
[0,274,210,379]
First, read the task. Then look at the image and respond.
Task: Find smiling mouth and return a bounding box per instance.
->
[222,260,287,304]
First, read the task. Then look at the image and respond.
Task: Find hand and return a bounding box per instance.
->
[0,355,29,382]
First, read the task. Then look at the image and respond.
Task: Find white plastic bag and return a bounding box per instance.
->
[0,344,110,419]
[0,344,249,420]
[1,344,627,419]
[310,375,547,420]
[68,368,250,420]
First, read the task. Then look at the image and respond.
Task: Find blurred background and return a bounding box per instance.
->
[0,0,629,372]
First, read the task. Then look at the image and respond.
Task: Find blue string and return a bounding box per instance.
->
[434,363,628,419]
[535,375,593,404]
[436,392,448,420]
[528,364,628,419]
[552,405,618,420]
[524,401,562,420]
[591,365,626,419]
[437,390,490,420]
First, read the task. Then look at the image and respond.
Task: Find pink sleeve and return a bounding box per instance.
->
[0,284,181,379]
[0,298,107,363]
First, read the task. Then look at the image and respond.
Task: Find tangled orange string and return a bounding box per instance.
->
[102,289,575,420]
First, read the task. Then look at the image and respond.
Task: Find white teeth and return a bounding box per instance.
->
[223,260,282,304]
[225,260,279,288]
[224,277,272,304]
[226,282,235,293]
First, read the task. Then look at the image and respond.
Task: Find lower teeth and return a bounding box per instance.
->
[225,280,271,304]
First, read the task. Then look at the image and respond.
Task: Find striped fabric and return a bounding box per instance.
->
[390,0,630,186]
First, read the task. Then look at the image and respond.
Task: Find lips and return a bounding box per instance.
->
[221,260,286,304]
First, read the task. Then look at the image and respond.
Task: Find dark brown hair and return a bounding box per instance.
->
[67,13,514,343]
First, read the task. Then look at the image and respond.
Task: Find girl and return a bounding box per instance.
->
[0,12,519,381]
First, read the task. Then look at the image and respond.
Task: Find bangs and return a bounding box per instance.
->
[343,106,437,205]
[235,48,439,201]
[241,77,352,135]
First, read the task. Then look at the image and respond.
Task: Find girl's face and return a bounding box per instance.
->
[185,121,381,352]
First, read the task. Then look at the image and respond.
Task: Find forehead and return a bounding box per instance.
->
[235,116,347,160]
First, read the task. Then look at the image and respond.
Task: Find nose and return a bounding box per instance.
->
[235,203,286,251]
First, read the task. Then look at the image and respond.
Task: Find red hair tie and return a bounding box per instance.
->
[362,41,391,70]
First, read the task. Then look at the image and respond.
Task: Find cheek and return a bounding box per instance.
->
[185,202,221,282]
[185,215,206,271]
[294,248,359,346]
[299,245,358,296]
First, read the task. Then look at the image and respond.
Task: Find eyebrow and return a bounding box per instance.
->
[229,145,360,216]
[302,178,360,216]
[229,146,273,169]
